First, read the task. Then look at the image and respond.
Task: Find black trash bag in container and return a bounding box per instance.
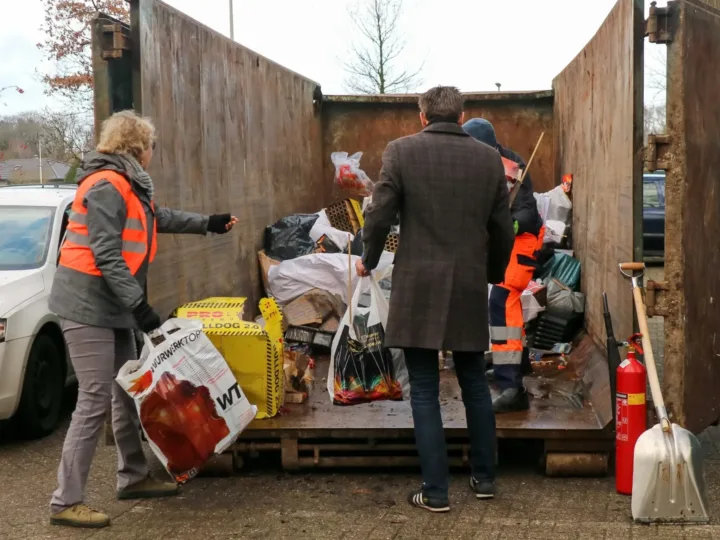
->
[349,228,363,256]
[264,214,319,261]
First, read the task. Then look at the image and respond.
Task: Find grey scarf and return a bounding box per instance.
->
[117,153,154,201]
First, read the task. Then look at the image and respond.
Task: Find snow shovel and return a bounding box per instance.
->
[619,262,709,523]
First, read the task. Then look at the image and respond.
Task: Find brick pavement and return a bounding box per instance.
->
[0,415,718,540]
[2,266,719,539]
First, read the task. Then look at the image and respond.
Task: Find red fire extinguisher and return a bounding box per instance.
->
[615,333,647,495]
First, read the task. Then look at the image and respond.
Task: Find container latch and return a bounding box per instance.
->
[646,1,673,44]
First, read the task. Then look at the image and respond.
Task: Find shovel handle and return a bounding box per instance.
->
[632,285,670,430]
[620,262,645,271]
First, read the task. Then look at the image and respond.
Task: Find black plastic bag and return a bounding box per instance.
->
[350,229,363,256]
[264,214,319,261]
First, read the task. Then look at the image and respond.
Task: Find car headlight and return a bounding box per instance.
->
[0,319,6,343]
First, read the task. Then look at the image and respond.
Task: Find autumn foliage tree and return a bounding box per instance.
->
[38,0,129,100]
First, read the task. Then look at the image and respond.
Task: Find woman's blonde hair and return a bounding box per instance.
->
[97,110,155,160]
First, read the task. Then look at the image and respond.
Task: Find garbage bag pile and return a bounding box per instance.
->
[521,176,586,355]
[257,187,407,406]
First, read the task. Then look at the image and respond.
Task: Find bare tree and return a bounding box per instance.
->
[344,0,423,94]
[0,109,92,163]
[644,103,666,143]
[646,47,667,99]
[40,108,93,164]
[644,46,667,143]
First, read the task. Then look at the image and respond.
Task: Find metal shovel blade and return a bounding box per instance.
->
[631,421,709,523]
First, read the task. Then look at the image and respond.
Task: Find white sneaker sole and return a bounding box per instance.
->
[409,492,450,513]
[470,478,495,499]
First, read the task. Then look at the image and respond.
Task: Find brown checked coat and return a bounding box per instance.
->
[362,122,515,352]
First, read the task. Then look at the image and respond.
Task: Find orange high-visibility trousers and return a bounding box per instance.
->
[489,227,544,389]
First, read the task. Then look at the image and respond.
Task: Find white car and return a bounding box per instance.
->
[0,183,77,437]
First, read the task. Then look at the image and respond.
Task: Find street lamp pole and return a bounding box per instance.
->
[229,0,234,40]
[39,138,43,185]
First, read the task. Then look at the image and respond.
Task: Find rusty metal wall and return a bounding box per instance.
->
[131,0,325,317]
[663,0,720,432]
[553,0,645,350]
[321,92,555,196]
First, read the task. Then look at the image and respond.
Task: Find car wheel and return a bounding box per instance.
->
[16,334,64,438]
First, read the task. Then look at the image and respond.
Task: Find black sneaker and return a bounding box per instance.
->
[407,490,450,513]
[470,477,495,499]
[492,387,530,413]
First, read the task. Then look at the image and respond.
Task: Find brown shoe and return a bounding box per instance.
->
[50,504,110,528]
[117,476,178,500]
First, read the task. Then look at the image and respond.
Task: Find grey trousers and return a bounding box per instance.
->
[50,319,148,513]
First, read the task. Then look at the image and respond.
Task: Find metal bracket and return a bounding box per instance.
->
[645,280,670,318]
[646,1,673,44]
[101,23,131,59]
[645,134,672,172]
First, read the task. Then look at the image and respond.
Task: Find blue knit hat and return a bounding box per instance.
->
[463,118,498,149]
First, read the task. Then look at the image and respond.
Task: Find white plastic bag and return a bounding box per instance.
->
[308,209,354,249]
[117,319,257,484]
[331,151,374,197]
[535,185,572,225]
[267,251,395,305]
[543,219,567,244]
[327,276,408,405]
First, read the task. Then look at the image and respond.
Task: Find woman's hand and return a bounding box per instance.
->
[208,214,238,234]
[226,216,239,231]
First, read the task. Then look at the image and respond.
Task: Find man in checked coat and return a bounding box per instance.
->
[357,86,515,513]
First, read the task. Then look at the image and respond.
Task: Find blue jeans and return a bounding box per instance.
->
[404,348,496,502]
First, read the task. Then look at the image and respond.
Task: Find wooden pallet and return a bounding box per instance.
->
[231,335,613,475]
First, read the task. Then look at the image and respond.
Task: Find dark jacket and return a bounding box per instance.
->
[497,145,543,236]
[362,122,515,352]
[49,152,209,328]
[462,118,542,236]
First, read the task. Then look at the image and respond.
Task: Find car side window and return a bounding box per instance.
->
[643,181,661,208]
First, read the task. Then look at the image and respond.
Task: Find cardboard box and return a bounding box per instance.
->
[174,297,284,419]
[283,289,344,328]
[257,250,280,295]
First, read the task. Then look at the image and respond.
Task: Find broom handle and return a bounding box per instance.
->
[632,282,671,431]
[509,132,544,208]
[519,132,544,184]
[348,236,353,324]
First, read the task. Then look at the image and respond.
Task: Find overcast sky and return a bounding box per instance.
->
[1,0,665,114]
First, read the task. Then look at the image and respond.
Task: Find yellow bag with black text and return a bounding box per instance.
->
[173,297,284,419]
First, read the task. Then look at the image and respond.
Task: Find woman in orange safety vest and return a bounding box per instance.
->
[48,110,238,529]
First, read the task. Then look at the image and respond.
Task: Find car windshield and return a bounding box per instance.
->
[0,206,55,270]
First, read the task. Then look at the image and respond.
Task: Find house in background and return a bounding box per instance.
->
[0,158,71,185]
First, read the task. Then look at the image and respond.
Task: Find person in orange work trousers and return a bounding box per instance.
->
[463,118,544,413]
[47,110,239,528]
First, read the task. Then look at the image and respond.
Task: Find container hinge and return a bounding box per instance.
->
[646,1,673,44]
[645,280,670,318]
[645,134,672,172]
[101,23,131,59]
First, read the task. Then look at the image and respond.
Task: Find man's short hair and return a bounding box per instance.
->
[418,86,464,123]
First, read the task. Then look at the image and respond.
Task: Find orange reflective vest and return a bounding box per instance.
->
[59,170,157,276]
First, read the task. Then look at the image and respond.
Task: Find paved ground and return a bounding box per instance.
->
[3,266,719,540]
[1,420,719,540]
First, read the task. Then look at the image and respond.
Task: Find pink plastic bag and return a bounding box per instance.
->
[331,151,374,197]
